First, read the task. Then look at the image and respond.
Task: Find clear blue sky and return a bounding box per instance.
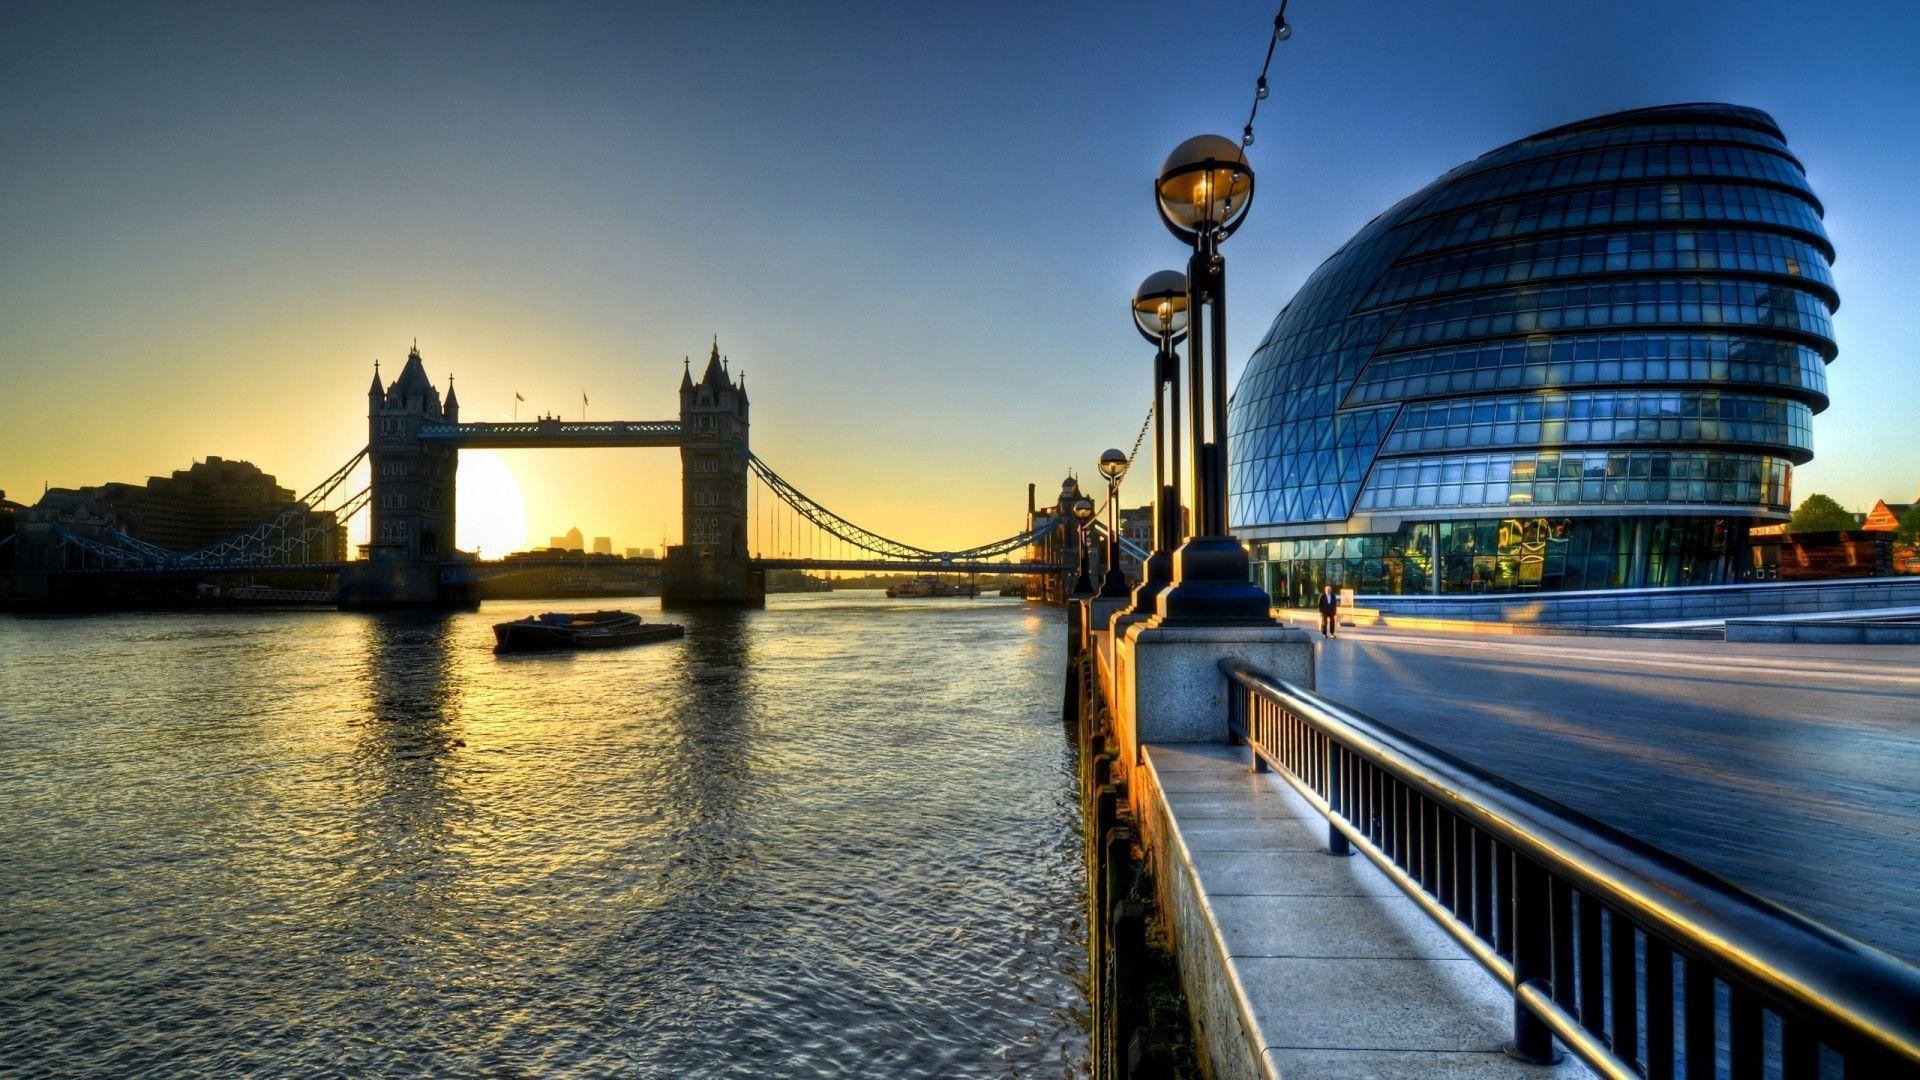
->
[3,1,1915,549]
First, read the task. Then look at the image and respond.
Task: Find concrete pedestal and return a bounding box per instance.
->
[1120,620,1314,753]
[1089,595,1129,670]
[1090,595,1130,635]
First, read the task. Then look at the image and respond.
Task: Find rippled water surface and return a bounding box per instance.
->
[0,594,1087,1077]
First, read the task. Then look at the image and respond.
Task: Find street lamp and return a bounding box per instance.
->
[1152,134,1273,624]
[1070,496,1097,597]
[1097,448,1130,597]
[1125,269,1190,621]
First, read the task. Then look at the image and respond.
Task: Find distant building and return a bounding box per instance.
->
[546,527,585,552]
[1859,488,1919,574]
[48,456,343,561]
[1751,530,1894,580]
[624,547,657,559]
[1117,505,1152,578]
[592,536,612,555]
[1856,491,1916,532]
[1026,475,1092,603]
[0,489,24,574]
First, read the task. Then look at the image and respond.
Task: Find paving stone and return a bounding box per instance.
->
[1161,788,1311,821]
[1234,957,1509,1052]
[1189,847,1406,896]
[1266,1048,1572,1078]
[1209,893,1463,960]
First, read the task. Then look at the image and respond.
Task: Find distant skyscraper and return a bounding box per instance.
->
[592,536,612,555]
[563,527,583,552]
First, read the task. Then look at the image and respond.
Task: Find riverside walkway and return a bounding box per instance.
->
[1073,601,1920,1078]
[1137,739,1593,1078]
[1313,629,1920,963]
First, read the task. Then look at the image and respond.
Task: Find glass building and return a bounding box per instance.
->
[1225,103,1835,606]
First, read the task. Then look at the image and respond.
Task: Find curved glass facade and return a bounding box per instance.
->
[1225,103,1836,603]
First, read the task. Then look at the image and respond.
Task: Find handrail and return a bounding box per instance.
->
[1218,657,1920,1078]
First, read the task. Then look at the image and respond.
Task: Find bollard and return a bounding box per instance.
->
[1328,822,1352,857]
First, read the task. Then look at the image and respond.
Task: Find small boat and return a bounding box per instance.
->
[492,609,684,652]
[885,576,981,599]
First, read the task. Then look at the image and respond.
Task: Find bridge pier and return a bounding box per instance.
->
[336,561,477,610]
[661,552,765,609]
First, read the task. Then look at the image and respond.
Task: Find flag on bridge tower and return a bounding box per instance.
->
[582,390,589,420]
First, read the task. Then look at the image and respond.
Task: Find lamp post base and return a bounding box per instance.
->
[1150,534,1275,626]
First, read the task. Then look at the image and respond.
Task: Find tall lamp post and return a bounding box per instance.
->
[1070,496,1097,597]
[1151,135,1273,624]
[1126,270,1190,620]
[1096,448,1130,597]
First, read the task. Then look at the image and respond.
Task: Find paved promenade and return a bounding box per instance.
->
[1141,742,1593,1078]
[1311,629,1920,962]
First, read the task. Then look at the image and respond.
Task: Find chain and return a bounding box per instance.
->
[1121,397,1153,478]
[1091,398,1157,520]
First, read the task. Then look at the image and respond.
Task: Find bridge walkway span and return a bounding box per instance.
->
[749,557,1065,575]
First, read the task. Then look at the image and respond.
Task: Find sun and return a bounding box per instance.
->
[455,450,527,559]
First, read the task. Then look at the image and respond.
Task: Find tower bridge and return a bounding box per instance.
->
[22,339,1069,607]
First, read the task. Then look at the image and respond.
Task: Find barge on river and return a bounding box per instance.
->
[492,610,684,652]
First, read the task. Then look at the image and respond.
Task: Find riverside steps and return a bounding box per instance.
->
[1066,598,1920,1079]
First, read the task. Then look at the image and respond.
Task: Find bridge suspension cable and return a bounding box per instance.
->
[742,449,1062,565]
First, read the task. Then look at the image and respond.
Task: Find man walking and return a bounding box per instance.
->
[1318,585,1339,638]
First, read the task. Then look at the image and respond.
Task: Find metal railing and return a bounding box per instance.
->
[1219,658,1920,1079]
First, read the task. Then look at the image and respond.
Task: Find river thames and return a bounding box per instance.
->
[0,593,1089,1077]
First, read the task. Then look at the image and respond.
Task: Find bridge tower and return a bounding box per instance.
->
[663,340,765,608]
[339,345,471,607]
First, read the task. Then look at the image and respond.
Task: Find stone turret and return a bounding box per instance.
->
[678,338,749,556]
[363,343,457,564]
[664,338,763,607]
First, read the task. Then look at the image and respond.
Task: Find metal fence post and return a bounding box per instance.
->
[1326,740,1352,856]
[1508,853,1563,1064]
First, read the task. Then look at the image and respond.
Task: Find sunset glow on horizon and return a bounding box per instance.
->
[5,2,1918,550]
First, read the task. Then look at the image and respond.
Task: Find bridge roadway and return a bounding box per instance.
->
[1311,627,1920,963]
[415,418,682,448]
[750,557,1066,574]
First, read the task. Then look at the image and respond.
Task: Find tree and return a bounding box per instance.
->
[1787,493,1857,533]
[1897,504,1920,555]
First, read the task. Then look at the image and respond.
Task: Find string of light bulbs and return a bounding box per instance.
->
[1239,2,1293,154]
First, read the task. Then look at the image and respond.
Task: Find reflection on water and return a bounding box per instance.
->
[0,593,1087,1077]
